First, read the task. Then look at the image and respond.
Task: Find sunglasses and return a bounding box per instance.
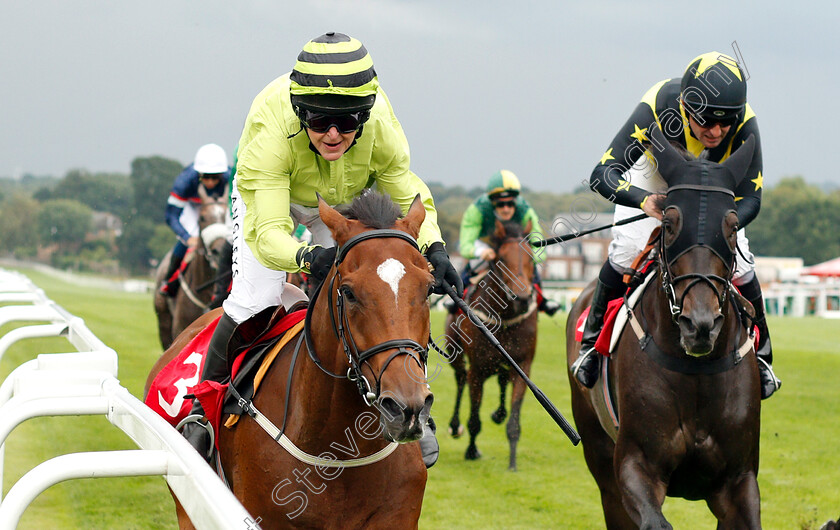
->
[689,111,739,129]
[200,174,223,181]
[494,200,516,209]
[298,108,371,134]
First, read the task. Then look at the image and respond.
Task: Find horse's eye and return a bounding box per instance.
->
[341,286,357,303]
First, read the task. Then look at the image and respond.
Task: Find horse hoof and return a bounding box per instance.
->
[490,409,507,424]
[448,424,465,438]
[464,446,482,460]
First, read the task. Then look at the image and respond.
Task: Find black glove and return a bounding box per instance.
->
[425,242,463,296]
[296,245,337,288]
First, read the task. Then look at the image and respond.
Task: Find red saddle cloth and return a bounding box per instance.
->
[146,315,221,426]
[145,309,307,443]
[574,297,624,357]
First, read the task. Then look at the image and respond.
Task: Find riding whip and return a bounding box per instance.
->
[532,212,648,248]
[442,282,581,445]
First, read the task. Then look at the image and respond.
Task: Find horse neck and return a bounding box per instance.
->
[480,252,533,318]
[286,283,388,449]
[188,246,214,289]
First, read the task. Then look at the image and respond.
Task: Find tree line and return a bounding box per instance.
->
[0,162,837,277]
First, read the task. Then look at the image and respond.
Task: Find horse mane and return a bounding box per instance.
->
[339,190,403,229]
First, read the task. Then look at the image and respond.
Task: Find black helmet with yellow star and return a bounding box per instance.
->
[680,52,746,126]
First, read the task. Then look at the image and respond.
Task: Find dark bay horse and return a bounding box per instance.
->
[567,128,762,528]
[445,219,538,470]
[150,192,434,529]
[154,185,230,349]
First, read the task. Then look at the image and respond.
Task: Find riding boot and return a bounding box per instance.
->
[572,262,625,388]
[571,280,611,388]
[160,252,184,297]
[737,275,781,399]
[419,416,439,468]
[538,297,561,317]
[748,295,781,400]
[180,312,238,461]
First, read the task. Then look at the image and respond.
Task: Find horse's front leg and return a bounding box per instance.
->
[614,440,672,530]
[505,365,529,471]
[490,368,509,424]
[706,472,761,529]
[464,367,484,460]
[448,337,467,438]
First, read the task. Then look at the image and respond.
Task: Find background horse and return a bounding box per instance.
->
[445,219,538,470]
[148,192,433,529]
[566,130,761,528]
[154,185,230,349]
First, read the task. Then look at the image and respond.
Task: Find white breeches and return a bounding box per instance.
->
[222,184,336,324]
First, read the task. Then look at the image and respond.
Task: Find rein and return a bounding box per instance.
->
[622,208,754,374]
[468,236,537,328]
[225,228,428,469]
[303,229,429,405]
[227,334,399,468]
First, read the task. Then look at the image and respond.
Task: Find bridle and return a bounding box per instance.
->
[658,184,738,323]
[304,229,429,406]
[483,236,536,322]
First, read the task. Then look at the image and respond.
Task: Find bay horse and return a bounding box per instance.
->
[149,192,434,529]
[444,219,538,470]
[154,185,230,349]
[566,127,762,528]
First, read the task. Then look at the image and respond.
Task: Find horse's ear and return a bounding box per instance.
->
[493,219,505,240]
[318,193,351,244]
[721,134,756,186]
[524,219,532,235]
[648,125,685,184]
[396,194,425,240]
[197,183,209,201]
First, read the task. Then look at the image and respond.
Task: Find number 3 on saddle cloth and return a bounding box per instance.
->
[145,309,307,448]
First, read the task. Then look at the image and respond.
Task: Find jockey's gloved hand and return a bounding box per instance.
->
[425,242,463,297]
[296,245,337,287]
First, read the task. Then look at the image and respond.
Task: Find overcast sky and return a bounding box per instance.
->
[1,1,836,193]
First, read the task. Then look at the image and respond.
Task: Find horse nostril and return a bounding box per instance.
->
[679,315,697,335]
[422,394,434,418]
[378,397,404,422]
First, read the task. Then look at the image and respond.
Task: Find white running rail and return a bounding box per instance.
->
[0,269,258,529]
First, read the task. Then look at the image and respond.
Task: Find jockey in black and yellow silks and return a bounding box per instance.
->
[573,52,780,399]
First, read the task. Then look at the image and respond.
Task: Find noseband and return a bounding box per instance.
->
[304,229,429,405]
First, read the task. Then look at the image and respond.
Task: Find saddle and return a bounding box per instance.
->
[146,285,310,447]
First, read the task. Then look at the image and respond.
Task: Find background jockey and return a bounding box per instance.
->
[180,32,461,467]
[572,52,781,399]
[454,169,561,316]
[161,143,232,308]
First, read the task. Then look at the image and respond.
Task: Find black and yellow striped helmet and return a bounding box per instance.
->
[290,32,378,114]
[680,52,747,125]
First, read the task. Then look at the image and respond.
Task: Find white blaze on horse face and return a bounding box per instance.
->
[377,258,406,305]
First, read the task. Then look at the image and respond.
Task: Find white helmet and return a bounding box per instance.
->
[193,143,228,174]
